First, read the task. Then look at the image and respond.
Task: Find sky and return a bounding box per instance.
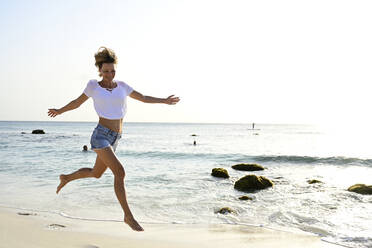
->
[0,0,371,125]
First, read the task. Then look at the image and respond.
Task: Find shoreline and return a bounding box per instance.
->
[0,206,344,248]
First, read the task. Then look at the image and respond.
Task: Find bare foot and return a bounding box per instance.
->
[124,216,144,231]
[56,175,69,194]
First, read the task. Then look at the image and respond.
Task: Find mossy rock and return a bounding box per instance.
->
[216,207,235,214]
[231,163,264,171]
[347,184,372,195]
[211,168,229,178]
[191,134,197,136]
[307,179,323,184]
[234,175,273,192]
[239,196,253,201]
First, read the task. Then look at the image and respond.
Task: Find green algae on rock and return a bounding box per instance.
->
[347,184,372,195]
[211,168,229,178]
[234,175,273,192]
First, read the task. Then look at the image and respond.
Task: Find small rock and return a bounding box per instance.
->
[211,168,229,178]
[216,207,235,214]
[347,184,372,195]
[231,163,264,171]
[191,134,197,136]
[234,174,273,192]
[32,129,45,134]
[49,224,66,228]
[239,196,253,201]
[21,132,27,134]
[307,179,323,184]
[17,212,36,216]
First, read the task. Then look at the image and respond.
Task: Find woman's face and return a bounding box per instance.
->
[100,63,116,81]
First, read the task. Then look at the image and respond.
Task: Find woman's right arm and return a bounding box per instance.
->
[48,93,89,118]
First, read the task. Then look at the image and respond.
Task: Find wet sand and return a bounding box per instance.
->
[0,207,343,248]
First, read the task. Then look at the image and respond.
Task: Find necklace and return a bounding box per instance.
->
[99,81,116,93]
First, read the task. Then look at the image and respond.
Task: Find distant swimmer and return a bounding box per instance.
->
[252,123,255,130]
[193,140,196,146]
[48,46,180,232]
[83,145,88,151]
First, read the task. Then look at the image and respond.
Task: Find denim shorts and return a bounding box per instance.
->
[90,124,121,151]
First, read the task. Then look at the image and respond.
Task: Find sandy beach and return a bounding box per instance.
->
[0,206,343,248]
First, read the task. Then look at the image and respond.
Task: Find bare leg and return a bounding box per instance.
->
[56,156,107,194]
[94,147,144,232]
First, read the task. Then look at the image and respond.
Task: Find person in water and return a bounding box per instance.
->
[83,145,88,151]
[48,47,180,232]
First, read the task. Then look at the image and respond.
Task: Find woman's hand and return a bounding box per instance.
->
[48,109,61,118]
[164,95,180,105]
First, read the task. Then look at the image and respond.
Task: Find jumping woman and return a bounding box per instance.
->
[48,47,180,231]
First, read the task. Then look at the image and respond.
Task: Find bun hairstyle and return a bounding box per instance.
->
[94,47,117,76]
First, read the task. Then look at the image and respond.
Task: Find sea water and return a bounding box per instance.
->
[0,121,371,248]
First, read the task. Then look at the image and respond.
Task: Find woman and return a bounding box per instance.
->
[48,47,180,232]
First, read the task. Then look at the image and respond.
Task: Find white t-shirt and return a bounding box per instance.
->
[83,79,134,119]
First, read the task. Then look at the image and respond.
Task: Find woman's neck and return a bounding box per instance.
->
[99,79,114,88]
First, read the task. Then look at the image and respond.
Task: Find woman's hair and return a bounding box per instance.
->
[94,47,117,75]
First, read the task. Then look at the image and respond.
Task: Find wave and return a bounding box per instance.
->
[119,150,372,166]
[246,155,372,166]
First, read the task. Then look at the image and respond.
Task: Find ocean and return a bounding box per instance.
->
[0,121,371,247]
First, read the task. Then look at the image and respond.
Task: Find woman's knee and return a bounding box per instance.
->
[92,171,103,178]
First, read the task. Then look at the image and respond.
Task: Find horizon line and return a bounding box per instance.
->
[0,120,320,125]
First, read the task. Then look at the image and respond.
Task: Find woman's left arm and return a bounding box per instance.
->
[129,90,180,105]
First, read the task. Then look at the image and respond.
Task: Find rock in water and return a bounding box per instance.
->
[347,184,372,195]
[234,175,273,192]
[211,168,229,178]
[32,129,45,134]
[231,163,264,171]
[239,196,253,201]
[216,207,235,214]
[307,179,323,184]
